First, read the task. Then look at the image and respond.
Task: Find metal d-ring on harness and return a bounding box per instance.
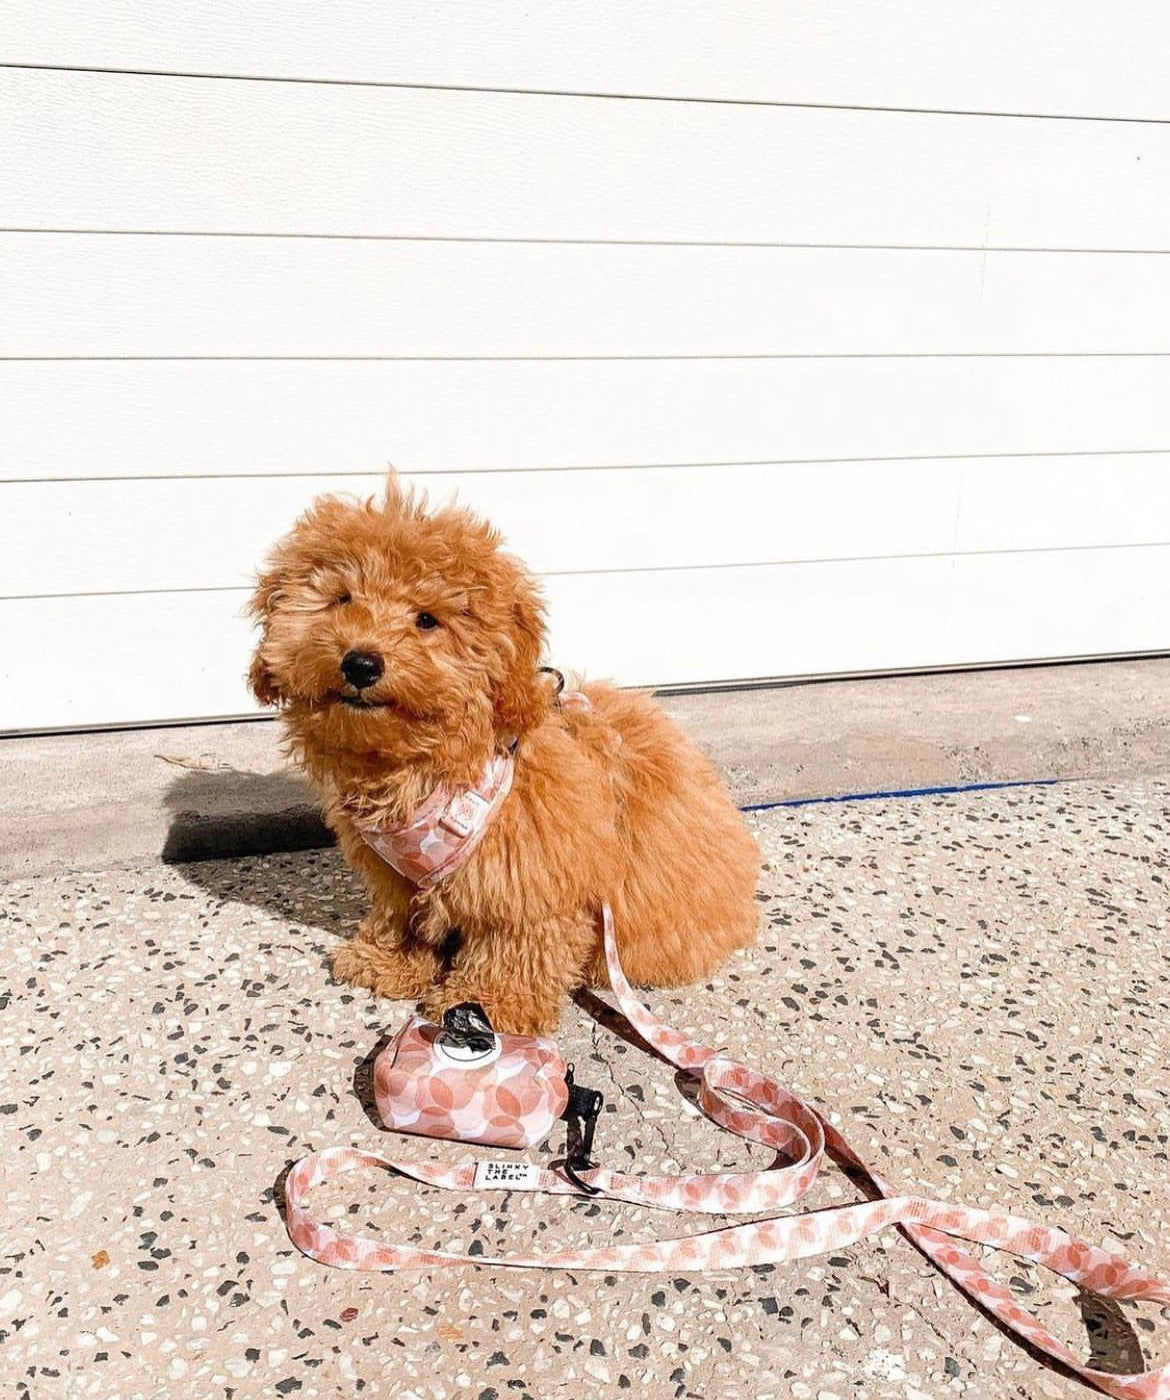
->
[539,665,566,700]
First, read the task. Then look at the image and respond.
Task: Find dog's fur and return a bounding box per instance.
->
[248,481,760,1034]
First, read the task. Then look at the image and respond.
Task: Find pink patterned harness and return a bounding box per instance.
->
[356,748,515,889]
[287,700,1170,1398]
[353,688,591,888]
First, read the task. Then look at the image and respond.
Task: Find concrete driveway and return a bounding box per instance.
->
[4,777,1170,1399]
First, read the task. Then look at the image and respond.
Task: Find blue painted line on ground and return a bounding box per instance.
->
[740,777,1061,813]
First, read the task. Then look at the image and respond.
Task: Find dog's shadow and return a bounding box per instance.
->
[160,763,331,860]
[352,1031,396,1133]
[161,766,360,942]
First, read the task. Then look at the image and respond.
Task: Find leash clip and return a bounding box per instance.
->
[560,1066,604,1195]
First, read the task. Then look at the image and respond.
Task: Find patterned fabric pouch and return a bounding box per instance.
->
[373,1003,601,1165]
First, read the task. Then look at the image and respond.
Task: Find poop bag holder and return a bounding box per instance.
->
[374,1001,603,1179]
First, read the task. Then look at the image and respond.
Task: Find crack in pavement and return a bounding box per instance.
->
[853,1266,1027,1396]
[585,1011,680,1169]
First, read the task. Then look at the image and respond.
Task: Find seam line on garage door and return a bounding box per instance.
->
[7,230,1170,254]
[2,61,1168,126]
[8,448,1170,486]
[8,352,1170,363]
[8,541,1170,603]
[6,352,1170,364]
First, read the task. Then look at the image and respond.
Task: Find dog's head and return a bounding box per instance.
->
[247,480,550,767]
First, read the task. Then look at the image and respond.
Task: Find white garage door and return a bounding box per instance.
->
[3,2,1170,733]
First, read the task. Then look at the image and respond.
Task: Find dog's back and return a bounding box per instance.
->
[575,683,760,988]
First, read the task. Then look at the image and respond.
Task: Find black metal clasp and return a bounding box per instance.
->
[539,666,566,700]
[560,1065,604,1195]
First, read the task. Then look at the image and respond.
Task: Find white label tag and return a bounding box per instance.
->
[473,1160,542,1190]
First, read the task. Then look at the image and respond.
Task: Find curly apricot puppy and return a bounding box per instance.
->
[248,480,759,1035]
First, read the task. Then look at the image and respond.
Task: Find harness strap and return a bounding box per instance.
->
[353,684,589,889]
[356,749,514,889]
[285,907,1170,1398]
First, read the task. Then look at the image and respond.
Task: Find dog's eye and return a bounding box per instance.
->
[331,592,352,608]
[415,611,440,631]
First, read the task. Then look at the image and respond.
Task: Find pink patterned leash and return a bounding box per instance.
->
[285,905,1170,1397]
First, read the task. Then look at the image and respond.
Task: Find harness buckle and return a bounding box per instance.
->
[440,788,490,839]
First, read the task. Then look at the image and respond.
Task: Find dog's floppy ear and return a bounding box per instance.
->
[245,566,284,706]
[491,569,550,738]
[248,650,281,707]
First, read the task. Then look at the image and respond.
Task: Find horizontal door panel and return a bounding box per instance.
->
[7,237,1170,357]
[5,70,1170,247]
[4,1,1168,120]
[6,459,1170,598]
[4,546,1168,730]
[5,359,1170,481]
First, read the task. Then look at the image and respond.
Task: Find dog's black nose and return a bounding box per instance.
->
[340,650,384,690]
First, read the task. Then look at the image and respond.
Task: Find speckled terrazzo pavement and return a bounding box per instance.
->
[3,780,1170,1400]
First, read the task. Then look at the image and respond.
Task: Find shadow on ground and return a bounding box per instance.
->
[161,768,360,942]
[1076,1289,1146,1377]
[160,766,332,863]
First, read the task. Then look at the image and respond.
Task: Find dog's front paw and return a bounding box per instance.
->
[331,939,438,1001]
